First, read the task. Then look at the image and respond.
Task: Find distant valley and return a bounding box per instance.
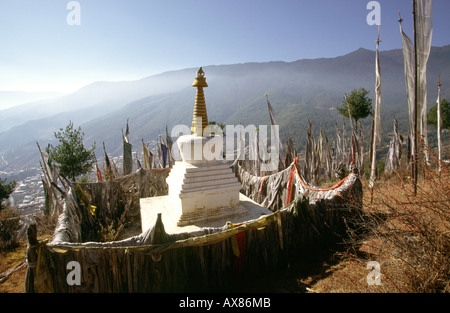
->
[1,45,449,175]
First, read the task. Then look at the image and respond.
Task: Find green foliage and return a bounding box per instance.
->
[48,121,96,182]
[337,88,373,124]
[207,120,226,136]
[427,98,450,130]
[208,120,226,130]
[98,213,127,242]
[0,207,20,249]
[0,178,16,209]
[77,175,91,184]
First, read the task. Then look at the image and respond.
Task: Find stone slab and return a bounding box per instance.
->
[166,160,243,219]
[140,193,272,234]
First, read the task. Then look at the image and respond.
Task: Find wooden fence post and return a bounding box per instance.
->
[24,224,39,293]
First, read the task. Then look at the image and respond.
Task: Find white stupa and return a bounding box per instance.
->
[140,68,271,233]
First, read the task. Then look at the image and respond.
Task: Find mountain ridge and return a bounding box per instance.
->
[1,45,449,172]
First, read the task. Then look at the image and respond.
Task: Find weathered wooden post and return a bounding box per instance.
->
[24,223,39,293]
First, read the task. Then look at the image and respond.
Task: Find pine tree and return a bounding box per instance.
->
[0,178,16,209]
[48,121,96,182]
[337,88,373,128]
[428,98,450,130]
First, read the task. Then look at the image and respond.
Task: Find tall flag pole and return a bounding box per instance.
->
[344,94,359,170]
[103,142,112,178]
[265,94,277,126]
[416,0,433,167]
[413,0,420,194]
[399,0,433,194]
[370,25,382,198]
[123,119,133,175]
[305,122,315,182]
[94,153,102,182]
[266,94,284,171]
[159,133,168,168]
[142,139,153,170]
[359,120,365,176]
[166,125,174,168]
[437,74,442,177]
[398,11,416,191]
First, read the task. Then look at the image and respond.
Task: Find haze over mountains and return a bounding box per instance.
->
[1,45,449,173]
[0,91,65,111]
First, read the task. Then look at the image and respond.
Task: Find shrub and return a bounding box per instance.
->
[0,207,21,250]
[346,153,450,292]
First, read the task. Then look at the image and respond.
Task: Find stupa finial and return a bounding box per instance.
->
[191,67,208,135]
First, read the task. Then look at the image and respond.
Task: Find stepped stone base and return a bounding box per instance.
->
[140,193,271,234]
[139,135,272,234]
[166,160,244,225]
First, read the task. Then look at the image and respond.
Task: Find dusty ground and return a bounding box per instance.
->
[0,220,377,294]
[0,241,28,293]
[0,240,369,293]
[1,172,447,293]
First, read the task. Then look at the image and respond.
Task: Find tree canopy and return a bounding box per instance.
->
[337,88,373,124]
[48,121,96,182]
[0,178,16,209]
[428,98,450,130]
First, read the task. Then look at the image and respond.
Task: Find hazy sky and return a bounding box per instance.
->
[1,0,449,93]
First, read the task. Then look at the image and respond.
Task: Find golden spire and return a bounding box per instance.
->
[191,67,208,135]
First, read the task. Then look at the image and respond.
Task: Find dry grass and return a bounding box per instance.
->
[1,155,448,293]
[307,154,450,293]
[0,214,54,293]
[0,241,27,293]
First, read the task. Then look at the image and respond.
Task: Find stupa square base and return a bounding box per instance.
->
[140,193,272,234]
[166,159,243,213]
